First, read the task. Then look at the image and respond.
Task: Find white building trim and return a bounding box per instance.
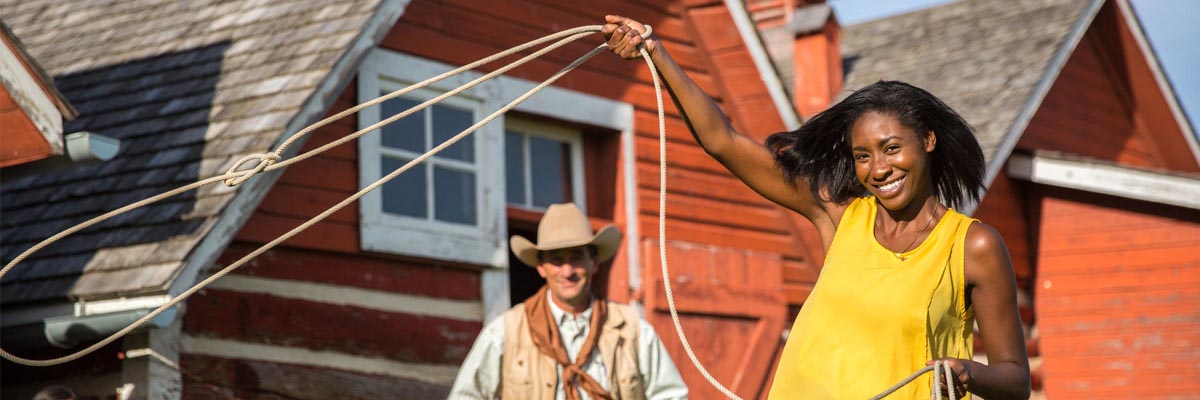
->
[1115,0,1200,168]
[0,33,64,153]
[181,335,459,385]
[208,274,483,322]
[726,0,802,131]
[1007,153,1200,210]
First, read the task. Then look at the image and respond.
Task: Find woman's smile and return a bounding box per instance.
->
[874,176,906,197]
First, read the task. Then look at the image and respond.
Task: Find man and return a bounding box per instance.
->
[450,203,688,400]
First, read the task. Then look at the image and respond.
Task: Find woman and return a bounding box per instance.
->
[602,15,1030,399]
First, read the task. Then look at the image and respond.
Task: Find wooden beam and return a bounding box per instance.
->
[1008,152,1200,210]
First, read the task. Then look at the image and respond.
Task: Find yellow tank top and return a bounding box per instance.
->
[768,196,975,399]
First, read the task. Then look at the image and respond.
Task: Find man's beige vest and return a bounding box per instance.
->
[500,302,645,400]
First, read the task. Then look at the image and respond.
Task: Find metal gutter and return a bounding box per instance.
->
[1,294,174,349]
[725,0,803,131]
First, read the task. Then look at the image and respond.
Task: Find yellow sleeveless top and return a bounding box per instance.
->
[768,196,975,399]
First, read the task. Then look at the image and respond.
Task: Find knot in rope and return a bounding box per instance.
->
[223,152,281,187]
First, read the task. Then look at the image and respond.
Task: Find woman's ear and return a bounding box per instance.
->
[925,130,937,153]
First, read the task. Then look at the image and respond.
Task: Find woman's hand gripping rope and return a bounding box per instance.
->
[868,359,965,400]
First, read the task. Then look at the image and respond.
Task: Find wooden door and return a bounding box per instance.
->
[641,240,788,399]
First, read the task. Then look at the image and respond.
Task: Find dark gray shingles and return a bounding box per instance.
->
[839,0,1091,165]
[0,0,384,305]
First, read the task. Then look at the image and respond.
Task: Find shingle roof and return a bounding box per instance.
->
[0,0,392,305]
[839,0,1097,169]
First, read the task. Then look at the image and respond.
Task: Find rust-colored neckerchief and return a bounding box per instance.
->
[523,285,612,400]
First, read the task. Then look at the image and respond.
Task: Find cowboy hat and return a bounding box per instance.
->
[510,203,621,267]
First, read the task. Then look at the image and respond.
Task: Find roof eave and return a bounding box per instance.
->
[1008,151,1200,210]
[725,0,803,131]
[165,0,412,298]
[964,0,1105,215]
[1114,0,1200,168]
[0,21,78,121]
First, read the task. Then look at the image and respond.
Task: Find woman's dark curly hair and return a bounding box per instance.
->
[765,80,985,209]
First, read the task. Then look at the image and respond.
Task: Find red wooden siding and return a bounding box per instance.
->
[185,244,483,363]
[185,289,479,364]
[216,243,481,301]
[975,175,1036,289]
[642,241,787,400]
[1034,190,1200,398]
[1104,2,1198,172]
[182,354,451,399]
[236,83,362,254]
[0,87,55,167]
[378,0,816,267]
[185,0,827,396]
[1018,21,1159,168]
[1018,2,1199,172]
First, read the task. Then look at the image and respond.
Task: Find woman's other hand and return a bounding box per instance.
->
[602,15,657,59]
[926,358,972,399]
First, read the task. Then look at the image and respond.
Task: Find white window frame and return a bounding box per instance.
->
[359,58,506,268]
[504,117,587,212]
[377,85,485,234]
[359,49,638,323]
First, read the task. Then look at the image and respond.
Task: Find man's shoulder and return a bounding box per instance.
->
[502,302,527,317]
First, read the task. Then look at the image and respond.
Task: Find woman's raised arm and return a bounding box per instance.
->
[602,15,834,227]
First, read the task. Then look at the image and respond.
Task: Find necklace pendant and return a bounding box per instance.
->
[894,252,906,261]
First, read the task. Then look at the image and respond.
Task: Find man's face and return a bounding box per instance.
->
[536,246,597,308]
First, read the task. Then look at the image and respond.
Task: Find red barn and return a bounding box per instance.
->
[841,0,1200,397]
[1,0,837,398]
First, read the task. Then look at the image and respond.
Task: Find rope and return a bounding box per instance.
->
[642,42,742,400]
[0,25,607,367]
[0,22,958,400]
[867,360,958,400]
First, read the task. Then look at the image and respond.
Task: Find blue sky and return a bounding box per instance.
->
[829,0,1200,135]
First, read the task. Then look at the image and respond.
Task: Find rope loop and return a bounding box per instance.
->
[639,25,653,40]
[222,152,281,187]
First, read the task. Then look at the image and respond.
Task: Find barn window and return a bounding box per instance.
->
[376,90,481,225]
[359,50,636,318]
[358,60,507,268]
[504,117,585,211]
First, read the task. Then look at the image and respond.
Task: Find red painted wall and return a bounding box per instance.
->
[1035,190,1200,398]
[1017,2,1199,171]
[0,87,55,167]
[185,0,824,397]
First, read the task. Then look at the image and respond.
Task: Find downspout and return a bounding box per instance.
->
[2,131,121,179]
[725,0,803,131]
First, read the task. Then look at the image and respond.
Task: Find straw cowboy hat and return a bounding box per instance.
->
[510,203,621,267]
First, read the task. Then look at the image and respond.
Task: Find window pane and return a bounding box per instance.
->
[381,156,426,218]
[505,131,526,206]
[529,136,569,208]
[432,104,475,162]
[380,96,424,152]
[434,166,476,225]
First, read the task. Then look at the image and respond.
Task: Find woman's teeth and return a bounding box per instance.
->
[879,178,903,192]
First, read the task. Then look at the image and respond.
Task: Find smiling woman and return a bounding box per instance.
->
[604,14,1030,399]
